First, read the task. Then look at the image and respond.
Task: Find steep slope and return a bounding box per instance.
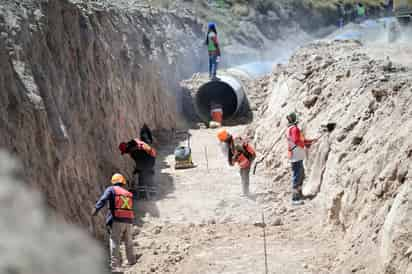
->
[0,0,202,236]
[249,40,412,273]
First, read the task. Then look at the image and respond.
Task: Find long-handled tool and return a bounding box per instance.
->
[252,122,337,175]
[262,211,269,274]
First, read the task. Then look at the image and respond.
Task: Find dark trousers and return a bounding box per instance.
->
[291,160,305,201]
[209,54,218,78]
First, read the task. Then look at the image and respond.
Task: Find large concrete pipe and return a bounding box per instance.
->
[194,62,273,122]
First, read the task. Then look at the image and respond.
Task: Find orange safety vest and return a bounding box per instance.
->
[113,186,134,222]
[234,143,256,169]
[134,139,157,157]
[287,125,305,159]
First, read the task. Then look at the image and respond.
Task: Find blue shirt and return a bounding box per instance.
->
[95,186,116,226]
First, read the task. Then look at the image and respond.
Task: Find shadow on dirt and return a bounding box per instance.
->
[133,129,189,224]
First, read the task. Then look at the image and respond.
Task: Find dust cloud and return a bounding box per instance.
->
[0,151,107,274]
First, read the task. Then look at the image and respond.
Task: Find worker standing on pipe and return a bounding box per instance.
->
[91,173,136,269]
[217,129,256,196]
[205,22,221,80]
[286,112,317,205]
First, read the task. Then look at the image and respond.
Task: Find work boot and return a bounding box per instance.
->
[292,199,304,206]
[291,192,304,205]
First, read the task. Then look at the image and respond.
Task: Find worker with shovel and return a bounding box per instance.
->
[92,173,136,269]
[217,128,256,196]
[286,112,318,205]
[119,138,157,200]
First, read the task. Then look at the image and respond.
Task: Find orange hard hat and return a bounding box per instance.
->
[111,173,126,185]
[217,128,229,142]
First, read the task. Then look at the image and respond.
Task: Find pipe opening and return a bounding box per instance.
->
[196,81,239,121]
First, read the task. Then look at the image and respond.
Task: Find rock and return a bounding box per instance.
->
[272,217,283,226]
[336,74,344,81]
[232,3,249,17]
[153,226,162,235]
[352,136,363,146]
[303,95,318,108]
[381,183,412,273]
[254,221,266,228]
[311,85,322,95]
[404,247,412,257]
[371,89,388,102]
[313,55,322,62]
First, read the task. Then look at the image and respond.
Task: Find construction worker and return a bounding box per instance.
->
[119,138,157,199]
[356,3,366,22]
[217,129,256,196]
[92,173,136,268]
[205,22,221,80]
[286,112,317,205]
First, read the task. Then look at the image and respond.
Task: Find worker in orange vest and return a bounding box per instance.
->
[217,129,256,196]
[286,112,317,205]
[92,173,136,268]
[119,138,157,199]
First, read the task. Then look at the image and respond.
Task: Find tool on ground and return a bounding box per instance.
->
[174,132,195,169]
[204,146,209,172]
[262,211,269,274]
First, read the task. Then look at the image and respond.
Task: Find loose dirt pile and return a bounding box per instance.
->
[249,39,412,273]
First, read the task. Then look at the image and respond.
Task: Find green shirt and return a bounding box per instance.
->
[208,32,217,52]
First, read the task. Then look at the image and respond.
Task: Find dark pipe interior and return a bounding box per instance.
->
[196,81,238,121]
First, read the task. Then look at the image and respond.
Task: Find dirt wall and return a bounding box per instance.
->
[0,0,202,236]
[249,40,412,273]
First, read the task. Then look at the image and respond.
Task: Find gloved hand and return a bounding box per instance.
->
[91,208,98,217]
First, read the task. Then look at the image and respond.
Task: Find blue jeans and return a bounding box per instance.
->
[291,160,305,200]
[209,55,218,78]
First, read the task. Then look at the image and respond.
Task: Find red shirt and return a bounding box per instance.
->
[288,126,305,148]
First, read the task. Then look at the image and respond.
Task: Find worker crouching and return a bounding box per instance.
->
[217,128,256,196]
[92,173,136,269]
[119,138,157,200]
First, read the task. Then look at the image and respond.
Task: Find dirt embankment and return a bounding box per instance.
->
[249,40,412,273]
[0,0,203,237]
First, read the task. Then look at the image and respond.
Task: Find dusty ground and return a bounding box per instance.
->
[108,126,343,274]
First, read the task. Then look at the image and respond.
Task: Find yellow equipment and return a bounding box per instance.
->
[174,133,195,169]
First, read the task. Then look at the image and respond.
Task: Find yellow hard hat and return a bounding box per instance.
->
[111,173,126,185]
[217,128,229,142]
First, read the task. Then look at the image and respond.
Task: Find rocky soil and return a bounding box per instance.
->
[119,126,342,274]
[249,39,412,273]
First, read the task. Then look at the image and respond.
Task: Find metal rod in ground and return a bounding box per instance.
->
[262,211,269,274]
[204,146,209,172]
